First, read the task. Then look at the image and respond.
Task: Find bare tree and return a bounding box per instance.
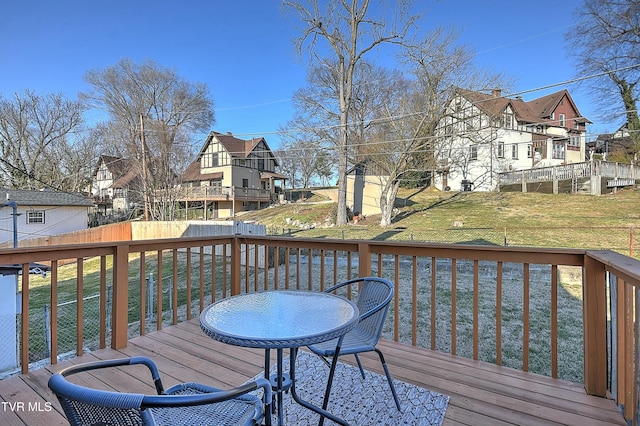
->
[359,29,506,226]
[284,61,400,192]
[48,132,99,193]
[82,58,214,220]
[0,90,85,190]
[567,0,640,157]
[276,136,332,188]
[283,0,418,225]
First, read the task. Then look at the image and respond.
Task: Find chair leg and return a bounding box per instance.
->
[354,354,366,379]
[319,339,345,426]
[374,348,401,411]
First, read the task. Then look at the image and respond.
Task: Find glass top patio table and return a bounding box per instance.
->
[200,290,360,426]
[200,290,359,349]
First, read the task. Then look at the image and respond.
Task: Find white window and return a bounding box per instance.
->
[527,144,533,158]
[559,114,565,127]
[511,144,518,159]
[503,113,513,129]
[469,145,478,161]
[26,210,45,224]
[552,143,565,160]
[497,141,504,158]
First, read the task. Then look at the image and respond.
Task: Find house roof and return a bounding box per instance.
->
[197,131,280,166]
[195,132,258,159]
[456,88,591,125]
[94,154,139,189]
[457,88,509,118]
[94,155,134,179]
[260,171,287,180]
[218,133,263,159]
[1,188,93,207]
[526,90,567,119]
[182,161,224,182]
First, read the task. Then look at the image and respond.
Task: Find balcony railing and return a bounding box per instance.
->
[174,186,271,201]
[2,236,639,423]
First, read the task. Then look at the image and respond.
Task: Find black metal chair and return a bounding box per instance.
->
[48,356,272,426]
[308,277,401,412]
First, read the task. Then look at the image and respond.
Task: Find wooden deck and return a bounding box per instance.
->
[0,319,625,426]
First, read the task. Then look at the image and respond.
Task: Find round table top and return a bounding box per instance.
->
[200,290,359,349]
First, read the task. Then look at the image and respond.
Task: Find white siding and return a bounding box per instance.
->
[0,206,88,245]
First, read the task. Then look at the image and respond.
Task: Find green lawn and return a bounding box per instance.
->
[242,188,640,257]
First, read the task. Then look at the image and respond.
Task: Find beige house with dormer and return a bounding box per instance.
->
[177,131,286,219]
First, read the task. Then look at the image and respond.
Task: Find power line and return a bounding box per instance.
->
[82,62,640,143]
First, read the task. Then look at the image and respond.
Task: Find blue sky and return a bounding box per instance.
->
[0,0,617,150]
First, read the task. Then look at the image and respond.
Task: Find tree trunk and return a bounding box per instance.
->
[619,81,640,158]
[336,83,350,226]
[336,136,349,226]
[379,180,400,227]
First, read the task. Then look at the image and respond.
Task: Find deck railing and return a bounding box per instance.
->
[499,160,640,186]
[2,236,640,423]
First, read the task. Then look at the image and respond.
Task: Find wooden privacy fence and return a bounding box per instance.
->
[2,236,640,424]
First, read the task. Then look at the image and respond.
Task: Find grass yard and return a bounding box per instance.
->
[242,188,640,257]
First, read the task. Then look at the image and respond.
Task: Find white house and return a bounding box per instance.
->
[0,189,94,246]
[433,88,590,192]
[90,155,141,214]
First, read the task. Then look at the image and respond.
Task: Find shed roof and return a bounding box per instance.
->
[1,188,93,207]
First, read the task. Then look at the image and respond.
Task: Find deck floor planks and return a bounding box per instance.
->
[0,318,626,426]
[0,372,67,426]
[374,339,624,425]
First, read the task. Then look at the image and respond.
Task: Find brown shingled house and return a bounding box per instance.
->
[434,88,590,191]
[177,131,286,219]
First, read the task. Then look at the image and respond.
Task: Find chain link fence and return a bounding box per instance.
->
[8,292,109,377]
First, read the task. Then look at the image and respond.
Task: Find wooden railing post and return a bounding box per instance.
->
[583,253,608,396]
[358,242,371,277]
[111,243,130,349]
[230,236,241,295]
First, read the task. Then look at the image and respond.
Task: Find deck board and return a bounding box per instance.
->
[0,318,626,426]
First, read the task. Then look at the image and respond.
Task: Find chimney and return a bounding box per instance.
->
[491,88,502,98]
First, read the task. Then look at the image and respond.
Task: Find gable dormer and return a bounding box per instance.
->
[502,104,515,129]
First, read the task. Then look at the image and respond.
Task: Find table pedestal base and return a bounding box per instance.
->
[268,372,291,392]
